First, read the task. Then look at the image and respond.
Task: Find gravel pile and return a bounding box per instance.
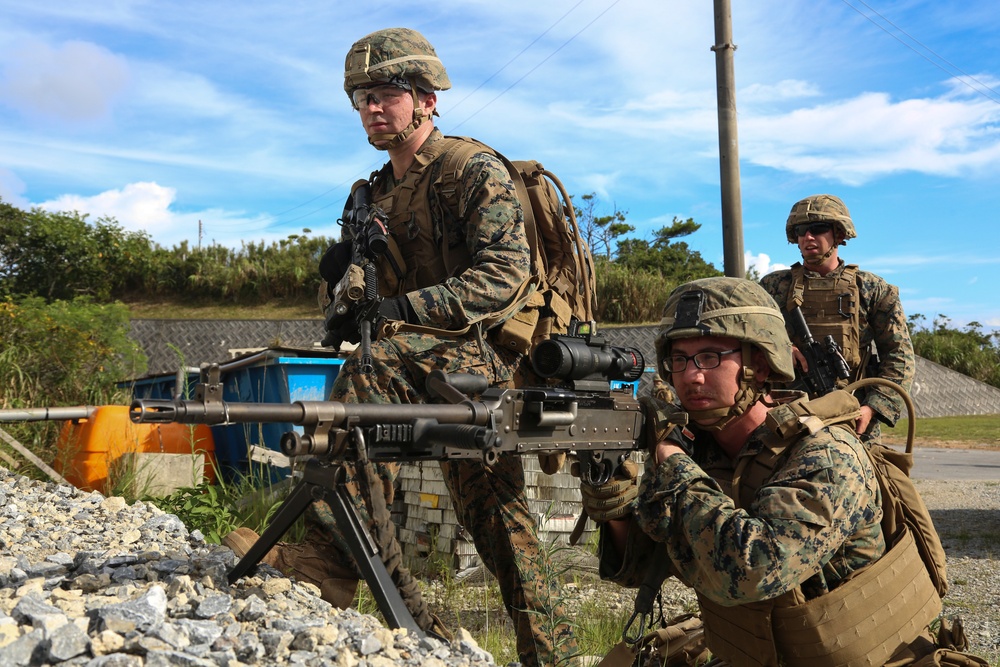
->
[2,466,997,667]
[0,467,497,667]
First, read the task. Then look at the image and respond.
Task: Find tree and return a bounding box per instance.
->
[0,199,153,301]
[573,193,633,261]
[908,313,1000,388]
[614,216,721,282]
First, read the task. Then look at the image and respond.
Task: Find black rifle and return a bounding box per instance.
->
[786,306,851,396]
[321,182,402,373]
[129,330,645,637]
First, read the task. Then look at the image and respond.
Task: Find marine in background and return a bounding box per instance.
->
[760,194,915,442]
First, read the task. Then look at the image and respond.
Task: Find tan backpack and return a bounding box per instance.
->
[437,137,598,354]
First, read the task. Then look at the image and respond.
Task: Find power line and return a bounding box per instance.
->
[454,0,624,131]
[447,0,588,115]
[840,0,1000,106]
[264,2,619,230]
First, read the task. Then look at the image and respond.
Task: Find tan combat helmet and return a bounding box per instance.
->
[785,194,857,245]
[344,27,451,149]
[656,277,794,430]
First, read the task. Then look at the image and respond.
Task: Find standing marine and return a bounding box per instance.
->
[229,27,575,667]
[760,194,915,442]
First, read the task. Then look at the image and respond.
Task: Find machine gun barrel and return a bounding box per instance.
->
[130,398,481,429]
[0,406,98,422]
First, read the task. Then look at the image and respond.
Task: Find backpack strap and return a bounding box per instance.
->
[734,391,862,511]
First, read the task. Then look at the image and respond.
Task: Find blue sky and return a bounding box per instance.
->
[1,1,998,332]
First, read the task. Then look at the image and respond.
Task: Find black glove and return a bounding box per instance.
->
[319,240,352,286]
[376,295,413,323]
[321,308,361,348]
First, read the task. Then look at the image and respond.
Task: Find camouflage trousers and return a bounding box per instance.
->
[305,330,576,667]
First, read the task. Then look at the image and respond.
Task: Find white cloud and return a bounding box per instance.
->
[0,39,130,123]
[741,89,1000,184]
[741,79,822,103]
[746,251,789,277]
[35,181,283,249]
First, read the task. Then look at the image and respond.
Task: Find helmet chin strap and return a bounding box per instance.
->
[802,245,836,267]
[368,88,428,151]
[686,342,767,432]
[801,231,843,266]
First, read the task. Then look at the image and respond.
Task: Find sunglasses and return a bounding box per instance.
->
[793,222,833,238]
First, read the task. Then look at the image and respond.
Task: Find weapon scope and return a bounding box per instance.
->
[532,333,644,383]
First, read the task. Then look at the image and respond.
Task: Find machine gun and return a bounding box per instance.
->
[786,306,851,396]
[321,181,401,373]
[130,329,646,637]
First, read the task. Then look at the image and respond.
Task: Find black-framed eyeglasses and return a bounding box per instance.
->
[351,83,411,110]
[793,222,833,238]
[664,348,741,373]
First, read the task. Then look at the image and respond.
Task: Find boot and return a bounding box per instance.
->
[222,527,279,567]
[222,527,360,609]
[319,578,360,610]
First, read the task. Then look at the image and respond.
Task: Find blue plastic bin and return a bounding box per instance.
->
[128,369,201,400]
[125,349,344,483]
[210,351,344,482]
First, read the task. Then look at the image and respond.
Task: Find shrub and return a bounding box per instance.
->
[0,296,147,466]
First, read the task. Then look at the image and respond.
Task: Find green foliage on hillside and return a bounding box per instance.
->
[0,198,334,305]
[909,314,1000,389]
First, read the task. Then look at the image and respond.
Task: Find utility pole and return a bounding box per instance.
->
[712,0,745,278]
[198,220,203,249]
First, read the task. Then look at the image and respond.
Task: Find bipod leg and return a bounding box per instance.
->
[227,470,322,584]
[325,464,425,637]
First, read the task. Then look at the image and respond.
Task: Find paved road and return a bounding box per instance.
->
[905,446,1000,481]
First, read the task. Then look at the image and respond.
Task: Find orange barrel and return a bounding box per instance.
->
[55,405,215,493]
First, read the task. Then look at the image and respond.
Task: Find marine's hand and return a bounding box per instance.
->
[575,459,640,523]
[638,393,688,455]
[791,345,809,372]
[855,405,875,435]
[321,310,360,348]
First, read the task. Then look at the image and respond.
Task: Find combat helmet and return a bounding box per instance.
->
[656,277,794,430]
[785,194,857,245]
[344,28,450,150]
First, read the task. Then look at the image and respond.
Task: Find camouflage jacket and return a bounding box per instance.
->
[598,420,885,605]
[368,128,531,331]
[760,261,915,426]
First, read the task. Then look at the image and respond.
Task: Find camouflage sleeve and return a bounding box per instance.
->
[859,271,915,425]
[632,428,882,606]
[758,270,792,311]
[596,518,664,588]
[407,152,531,329]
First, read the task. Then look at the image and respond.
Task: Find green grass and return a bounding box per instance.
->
[883,414,1000,447]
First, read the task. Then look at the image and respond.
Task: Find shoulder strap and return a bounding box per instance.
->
[787,262,806,311]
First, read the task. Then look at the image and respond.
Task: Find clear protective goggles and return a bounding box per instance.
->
[351,82,412,110]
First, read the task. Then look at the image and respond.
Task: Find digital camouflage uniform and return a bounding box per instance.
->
[311,127,574,667]
[598,422,885,601]
[760,261,915,441]
[590,277,950,666]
